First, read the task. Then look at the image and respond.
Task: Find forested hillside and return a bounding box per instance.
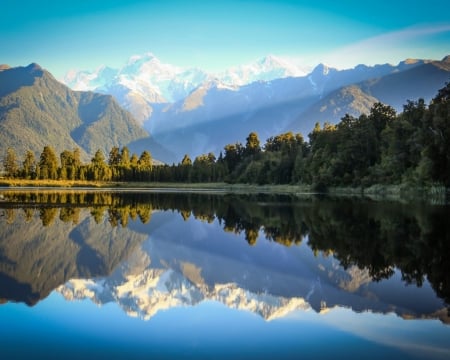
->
[2,83,449,190]
[0,63,150,161]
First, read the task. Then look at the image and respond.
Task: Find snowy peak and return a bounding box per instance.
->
[63,52,308,104]
[120,52,181,79]
[311,63,335,77]
[63,53,209,104]
[257,54,304,74]
[218,54,307,86]
[57,267,310,321]
[63,65,119,91]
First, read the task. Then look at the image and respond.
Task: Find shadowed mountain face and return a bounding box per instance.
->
[0,205,147,305]
[0,63,150,160]
[0,190,448,324]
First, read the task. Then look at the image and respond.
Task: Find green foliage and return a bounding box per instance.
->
[21,150,36,179]
[4,84,450,188]
[38,145,58,180]
[0,65,149,163]
[3,147,19,178]
[244,132,261,157]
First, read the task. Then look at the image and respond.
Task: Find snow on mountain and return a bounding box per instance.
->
[218,54,308,86]
[64,65,118,91]
[63,53,307,104]
[61,52,313,131]
[56,243,311,321]
[57,267,310,321]
[63,53,210,105]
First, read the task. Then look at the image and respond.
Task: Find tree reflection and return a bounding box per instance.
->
[0,190,449,310]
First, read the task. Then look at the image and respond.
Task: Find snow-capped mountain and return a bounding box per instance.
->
[55,205,449,324]
[62,52,307,119]
[57,268,310,321]
[62,53,450,163]
[217,54,308,86]
[64,52,209,102]
[63,53,211,124]
[64,53,307,96]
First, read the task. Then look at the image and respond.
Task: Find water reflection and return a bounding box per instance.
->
[0,190,449,325]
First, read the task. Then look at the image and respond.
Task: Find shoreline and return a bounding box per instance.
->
[0,179,448,202]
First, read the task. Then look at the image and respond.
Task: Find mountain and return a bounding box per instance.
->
[135,57,450,162]
[0,63,150,160]
[217,54,308,86]
[64,53,210,125]
[63,53,309,126]
[56,209,448,324]
[58,266,310,321]
[0,207,146,305]
[62,54,450,163]
[288,56,450,133]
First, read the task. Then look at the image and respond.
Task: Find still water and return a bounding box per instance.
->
[0,189,449,359]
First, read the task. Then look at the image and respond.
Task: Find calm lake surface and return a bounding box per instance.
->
[0,189,449,359]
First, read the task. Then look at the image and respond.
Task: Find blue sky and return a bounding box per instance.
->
[1,0,449,77]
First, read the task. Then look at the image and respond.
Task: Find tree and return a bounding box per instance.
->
[108,146,121,166]
[120,146,130,167]
[3,147,19,178]
[91,149,106,167]
[193,153,216,182]
[73,148,81,167]
[130,153,139,167]
[245,132,261,157]
[22,150,36,179]
[60,150,75,180]
[72,148,82,179]
[181,154,192,166]
[224,143,244,173]
[421,82,450,185]
[369,102,396,138]
[89,149,111,181]
[138,150,152,169]
[39,146,58,179]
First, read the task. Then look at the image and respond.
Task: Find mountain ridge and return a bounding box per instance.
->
[0,63,152,161]
[136,55,450,162]
[2,55,448,165]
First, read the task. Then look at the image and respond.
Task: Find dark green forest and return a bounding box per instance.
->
[2,83,450,189]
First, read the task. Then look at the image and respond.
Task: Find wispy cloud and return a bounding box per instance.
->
[322,24,450,68]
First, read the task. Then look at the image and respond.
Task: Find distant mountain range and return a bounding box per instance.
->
[64,54,450,163]
[56,210,449,324]
[1,55,448,164]
[1,194,447,323]
[63,53,308,127]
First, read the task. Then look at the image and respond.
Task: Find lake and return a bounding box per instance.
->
[0,189,449,359]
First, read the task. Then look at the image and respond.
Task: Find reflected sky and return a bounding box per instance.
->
[1,293,449,360]
[1,191,450,359]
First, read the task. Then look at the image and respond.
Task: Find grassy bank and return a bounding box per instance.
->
[0,179,312,194]
[0,179,116,188]
[327,183,449,203]
[0,179,447,202]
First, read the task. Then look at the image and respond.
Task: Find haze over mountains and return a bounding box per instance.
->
[1,54,449,164]
[63,54,450,163]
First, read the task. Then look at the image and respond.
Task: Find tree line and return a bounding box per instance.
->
[2,83,449,188]
[2,145,154,182]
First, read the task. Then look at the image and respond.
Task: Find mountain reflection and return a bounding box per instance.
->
[0,190,449,323]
